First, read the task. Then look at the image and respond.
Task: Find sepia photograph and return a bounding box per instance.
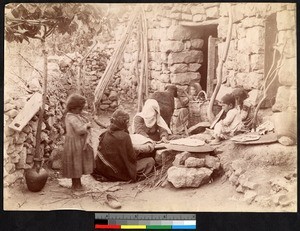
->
[3,2,297,212]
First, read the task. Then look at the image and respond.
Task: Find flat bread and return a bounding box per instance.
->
[231,134,261,142]
[169,138,205,147]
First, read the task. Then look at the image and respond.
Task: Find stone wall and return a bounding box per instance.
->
[138,3,295,107]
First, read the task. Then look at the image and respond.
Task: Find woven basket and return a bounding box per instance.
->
[188,91,222,127]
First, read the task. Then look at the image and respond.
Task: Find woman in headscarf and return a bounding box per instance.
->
[92,109,155,182]
[132,99,172,142]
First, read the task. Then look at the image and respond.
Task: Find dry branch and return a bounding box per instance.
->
[207,4,232,122]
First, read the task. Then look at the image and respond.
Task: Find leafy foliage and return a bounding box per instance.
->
[5,3,108,43]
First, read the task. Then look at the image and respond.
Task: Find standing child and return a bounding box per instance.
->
[212,94,242,144]
[63,94,94,190]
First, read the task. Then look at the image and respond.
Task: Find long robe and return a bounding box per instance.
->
[94,129,137,181]
[62,113,94,178]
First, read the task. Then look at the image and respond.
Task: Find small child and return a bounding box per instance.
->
[63,94,94,191]
[212,94,242,144]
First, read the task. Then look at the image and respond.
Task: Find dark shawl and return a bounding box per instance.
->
[93,118,137,181]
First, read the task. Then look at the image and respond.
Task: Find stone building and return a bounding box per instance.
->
[117,3,296,111]
[3,3,296,185]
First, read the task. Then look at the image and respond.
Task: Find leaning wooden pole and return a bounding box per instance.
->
[207,4,233,123]
[93,9,138,113]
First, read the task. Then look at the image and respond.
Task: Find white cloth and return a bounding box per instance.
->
[132,99,172,134]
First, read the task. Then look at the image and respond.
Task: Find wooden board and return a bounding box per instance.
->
[9,92,42,132]
[233,133,278,145]
[165,143,214,153]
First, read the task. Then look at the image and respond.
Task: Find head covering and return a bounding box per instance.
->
[66,94,86,112]
[133,99,172,134]
[165,84,178,98]
[221,93,235,107]
[109,109,130,131]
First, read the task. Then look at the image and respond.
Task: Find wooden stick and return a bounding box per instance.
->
[207,4,232,122]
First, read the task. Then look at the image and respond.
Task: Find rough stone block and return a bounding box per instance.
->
[170,72,201,85]
[172,151,191,166]
[244,89,262,107]
[250,54,264,71]
[160,17,172,27]
[185,157,205,168]
[232,4,245,23]
[4,103,15,112]
[160,41,184,53]
[7,109,18,119]
[236,53,250,72]
[272,86,291,112]
[170,64,188,73]
[246,27,265,53]
[243,180,260,190]
[288,86,297,110]
[149,40,160,52]
[167,25,192,40]
[206,6,219,19]
[193,14,207,22]
[169,13,182,20]
[108,91,118,101]
[237,38,250,54]
[191,39,204,49]
[205,155,220,170]
[182,13,193,21]
[236,184,246,193]
[168,50,203,65]
[190,5,205,15]
[244,190,257,204]
[160,74,170,83]
[229,173,239,186]
[3,170,24,187]
[277,10,296,31]
[203,3,220,9]
[278,58,296,86]
[219,3,231,17]
[167,166,212,188]
[5,163,15,174]
[277,30,296,58]
[188,63,201,72]
[150,71,161,80]
[231,159,247,171]
[242,17,264,28]
[235,72,263,90]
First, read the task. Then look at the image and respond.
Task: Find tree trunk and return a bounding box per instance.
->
[207,4,232,123]
[34,39,48,161]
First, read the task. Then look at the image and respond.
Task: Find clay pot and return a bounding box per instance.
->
[274,111,297,146]
[25,159,48,192]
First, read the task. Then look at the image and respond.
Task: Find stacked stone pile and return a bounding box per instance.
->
[3,97,56,187]
[167,151,221,188]
[219,142,297,208]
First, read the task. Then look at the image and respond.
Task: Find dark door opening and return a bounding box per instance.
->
[199,25,218,92]
[264,13,280,108]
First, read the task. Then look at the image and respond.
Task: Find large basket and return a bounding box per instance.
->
[188,91,222,127]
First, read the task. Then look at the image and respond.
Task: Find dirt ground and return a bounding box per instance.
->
[3,102,297,212]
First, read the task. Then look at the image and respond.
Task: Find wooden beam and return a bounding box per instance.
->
[179,20,219,27]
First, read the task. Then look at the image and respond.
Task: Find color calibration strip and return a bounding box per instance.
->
[95,213,196,230]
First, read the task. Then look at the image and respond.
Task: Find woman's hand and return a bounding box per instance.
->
[160,136,169,143]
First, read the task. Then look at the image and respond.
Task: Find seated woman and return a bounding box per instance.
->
[149,84,177,127]
[212,93,242,144]
[232,88,254,129]
[92,109,155,182]
[132,99,172,142]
